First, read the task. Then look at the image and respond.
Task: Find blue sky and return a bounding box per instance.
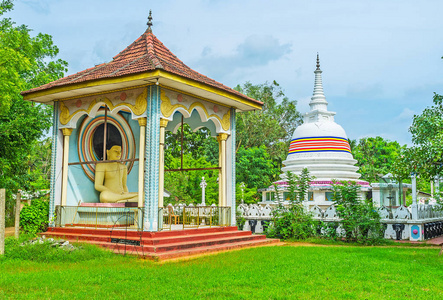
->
[6,0,443,145]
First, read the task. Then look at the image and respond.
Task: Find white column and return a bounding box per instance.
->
[431,180,434,198]
[411,173,418,220]
[240,182,246,204]
[200,177,207,206]
[158,118,168,208]
[138,118,147,207]
[217,133,228,207]
[60,128,72,206]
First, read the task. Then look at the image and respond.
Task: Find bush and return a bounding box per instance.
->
[235,208,246,230]
[19,197,49,235]
[330,181,384,244]
[267,168,318,240]
[267,204,318,240]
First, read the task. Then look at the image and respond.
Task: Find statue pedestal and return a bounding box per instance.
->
[60,203,142,228]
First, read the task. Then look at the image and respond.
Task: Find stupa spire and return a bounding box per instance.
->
[309,53,328,111]
[147,10,153,33]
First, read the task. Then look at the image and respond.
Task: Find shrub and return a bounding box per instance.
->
[267,204,318,240]
[330,181,384,244]
[267,168,318,240]
[235,208,246,230]
[19,197,49,235]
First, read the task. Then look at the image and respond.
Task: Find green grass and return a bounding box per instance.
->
[301,237,434,247]
[0,240,442,299]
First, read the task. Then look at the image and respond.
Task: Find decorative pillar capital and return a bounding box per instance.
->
[61,128,73,136]
[217,133,229,142]
[160,118,169,128]
[138,117,147,127]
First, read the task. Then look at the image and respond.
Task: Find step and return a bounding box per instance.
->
[43,226,239,239]
[41,226,280,261]
[121,239,282,261]
[146,226,240,238]
[149,230,253,245]
[79,233,266,254]
[152,234,267,253]
[42,229,254,246]
[44,227,145,238]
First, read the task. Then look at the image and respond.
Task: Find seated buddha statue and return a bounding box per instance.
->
[94,144,138,203]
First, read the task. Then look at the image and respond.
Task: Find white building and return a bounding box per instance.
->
[261,55,408,209]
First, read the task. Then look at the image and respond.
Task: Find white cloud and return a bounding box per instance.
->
[346,82,384,99]
[193,35,292,80]
[395,108,415,121]
[22,0,50,14]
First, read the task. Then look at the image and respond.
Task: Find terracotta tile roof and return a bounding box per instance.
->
[21,29,261,105]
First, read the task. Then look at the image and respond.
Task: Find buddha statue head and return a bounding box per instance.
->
[106,145,122,161]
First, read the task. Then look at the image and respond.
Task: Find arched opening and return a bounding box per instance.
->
[163,112,220,206]
[92,123,123,160]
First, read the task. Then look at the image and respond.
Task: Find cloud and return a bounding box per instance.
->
[395,108,415,121]
[346,82,383,99]
[194,35,292,79]
[22,0,50,15]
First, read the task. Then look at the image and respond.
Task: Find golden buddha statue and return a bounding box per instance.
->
[94,145,138,203]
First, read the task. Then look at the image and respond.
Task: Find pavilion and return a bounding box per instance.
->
[21,12,263,232]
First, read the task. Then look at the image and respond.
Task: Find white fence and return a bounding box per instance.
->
[238,203,443,241]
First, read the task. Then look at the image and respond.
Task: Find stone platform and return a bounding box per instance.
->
[40,226,280,261]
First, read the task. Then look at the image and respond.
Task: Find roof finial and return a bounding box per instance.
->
[147,10,153,33]
[309,52,328,112]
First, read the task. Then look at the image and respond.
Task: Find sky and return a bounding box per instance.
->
[5,0,443,146]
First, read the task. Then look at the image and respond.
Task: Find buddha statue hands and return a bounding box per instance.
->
[94,145,138,203]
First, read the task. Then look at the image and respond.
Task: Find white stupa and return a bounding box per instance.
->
[281,54,362,182]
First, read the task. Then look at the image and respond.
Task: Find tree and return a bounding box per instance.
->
[0,0,68,225]
[236,145,281,201]
[267,168,317,240]
[164,154,219,205]
[28,137,52,190]
[352,136,406,183]
[234,81,303,168]
[408,93,443,180]
[235,182,257,204]
[331,181,384,244]
[164,123,218,167]
[163,123,220,204]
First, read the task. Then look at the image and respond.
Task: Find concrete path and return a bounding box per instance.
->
[426,236,443,246]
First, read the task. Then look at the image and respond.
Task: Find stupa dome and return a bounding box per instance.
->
[292,121,347,141]
[281,55,363,182]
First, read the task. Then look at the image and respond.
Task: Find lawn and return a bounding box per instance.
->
[0,242,442,299]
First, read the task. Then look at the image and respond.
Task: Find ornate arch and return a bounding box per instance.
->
[77,109,136,181]
[160,89,231,134]
[59,88,148,128]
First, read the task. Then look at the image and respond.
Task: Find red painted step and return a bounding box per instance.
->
[94,234,267,254]
[40,226,280,260]
[42,228,255,246]
[153,239,282,261]
[115,239,282,261]
[44,226,239,239]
